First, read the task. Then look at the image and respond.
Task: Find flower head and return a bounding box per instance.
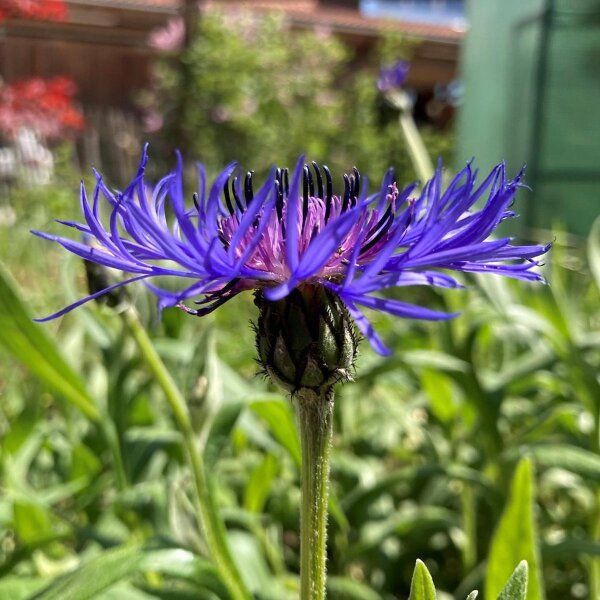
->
[377,60,410,93]
[34,147,549,355]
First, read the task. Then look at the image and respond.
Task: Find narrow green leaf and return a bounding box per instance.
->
[421,369,457,423]
[249,399,301,467]
[327,576,383,600]
[516,444,600,482]
[408,559,436,600]
[0,577,50,600]
[204,401,244,468]
[227,531,285,598]
[0,263,99,422]
[543,537,600,558]
[485,459,543,600]
[403,349,469,373]
[33,545,144,600]
[497,561,528,600]
[244,453,278,513]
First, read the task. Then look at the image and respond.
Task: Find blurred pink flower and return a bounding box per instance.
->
[142,110,164,133]
[149,17,184,52]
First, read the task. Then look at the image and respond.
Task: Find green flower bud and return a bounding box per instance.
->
[254,284,358,394]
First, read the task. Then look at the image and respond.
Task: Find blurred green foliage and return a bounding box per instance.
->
[139,9,452,184]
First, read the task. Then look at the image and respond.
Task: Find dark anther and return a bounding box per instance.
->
[283,168,289,196]
[323,165,333,223]
[348,175,356,207]
[223,181,235,214]
[352,167,360,203]
[302,165,310,226]
[244,171,254,205]
[312,161,323,199]
[194,277,240,304]
[342,174,351,213]
[305,164,315,197]
[275,180,284,221]
[360,204,393,254]
[231,177,245,212]
[218,232,230,250]
[192,192,200,212]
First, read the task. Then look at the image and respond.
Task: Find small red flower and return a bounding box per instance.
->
[0,77,85,140]
[0,0,67,22]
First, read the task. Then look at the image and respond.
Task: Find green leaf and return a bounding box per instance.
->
[0,577,50,600]
[13,502,53,545]
[497,561,528,600]
[249,398,301,467]
[515,444,600,482]
[421,369,457,423]
[244,453,278,513]
[227,530,287,599]
[33,545,144,600]
[0,263,99,422]
[403,349,469,373]
[327,575,383,600]
[485,459,543,600]
[542,537,600,558]
[204,401,245,468]
[408,559,436,600]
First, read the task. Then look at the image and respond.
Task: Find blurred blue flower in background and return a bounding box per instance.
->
[377,60,410,93]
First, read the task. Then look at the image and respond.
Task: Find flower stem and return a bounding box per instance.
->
[295,388,335,600]
[398,110,434,183]
[123,307,251,600]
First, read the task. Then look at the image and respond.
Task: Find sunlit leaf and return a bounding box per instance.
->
[0,263,99,422]
[244,453,278,513]
[408,559,436,600]
[249,398,301,467]
[13,502,53,545]
[34,545,144,600]
[485,459,542,600]
[0,576,50,600]
[514,444,600,482]
[497,561,528,600]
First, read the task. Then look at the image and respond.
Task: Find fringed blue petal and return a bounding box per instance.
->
[34,274,151,322]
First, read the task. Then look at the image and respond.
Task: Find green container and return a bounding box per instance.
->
[457,0,600,236]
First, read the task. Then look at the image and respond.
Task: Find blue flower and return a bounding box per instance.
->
[34,146,550,355]
[377,60,410,93]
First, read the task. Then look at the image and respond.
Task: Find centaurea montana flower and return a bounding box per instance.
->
[34,147,549,358]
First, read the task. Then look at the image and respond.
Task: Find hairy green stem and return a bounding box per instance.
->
[295,388,335,600]
[123,307,251,600]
